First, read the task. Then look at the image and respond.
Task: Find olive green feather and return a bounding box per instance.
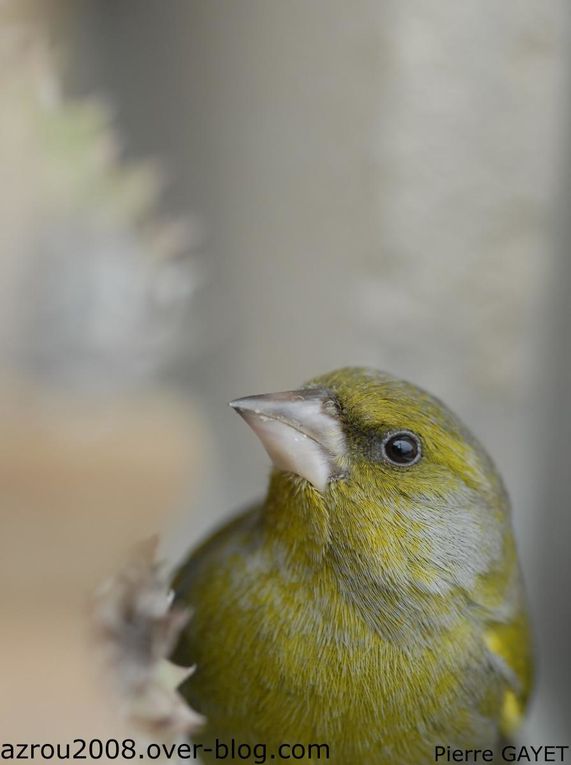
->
[172,368,533,764]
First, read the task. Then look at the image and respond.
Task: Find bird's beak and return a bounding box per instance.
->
[229,387,346,492]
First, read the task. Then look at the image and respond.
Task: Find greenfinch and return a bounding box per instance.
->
[172,367,533,764]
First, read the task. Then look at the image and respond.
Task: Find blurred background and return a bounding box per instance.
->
[1,0,569,756]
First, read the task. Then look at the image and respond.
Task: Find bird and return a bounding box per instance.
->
[171,367,533,764]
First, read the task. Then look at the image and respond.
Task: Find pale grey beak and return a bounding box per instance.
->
[229,388,346,492]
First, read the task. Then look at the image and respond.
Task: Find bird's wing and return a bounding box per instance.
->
[484,608,534,738]
[169,503,262,666]
[469,530,533,738]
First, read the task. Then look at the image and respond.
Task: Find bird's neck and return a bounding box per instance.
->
[262,470,332,568]
[260,471,475,644]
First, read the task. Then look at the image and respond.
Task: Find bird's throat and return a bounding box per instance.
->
[262,470,332,567]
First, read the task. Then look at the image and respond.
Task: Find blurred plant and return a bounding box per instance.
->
[94,539,205,739]
[0,3,205,747]
[0,3,199,392]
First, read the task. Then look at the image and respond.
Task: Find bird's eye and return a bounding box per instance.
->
[382,431,422,466]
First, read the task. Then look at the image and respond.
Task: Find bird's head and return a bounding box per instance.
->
[231,367,509,605]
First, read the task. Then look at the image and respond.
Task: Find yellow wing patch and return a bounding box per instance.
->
[484,612,534,738]
[500,689,524,739]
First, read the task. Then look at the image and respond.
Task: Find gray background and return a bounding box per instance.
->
[57,0,571,746]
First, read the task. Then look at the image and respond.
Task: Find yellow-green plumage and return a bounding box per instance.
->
[172,368,533,764]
